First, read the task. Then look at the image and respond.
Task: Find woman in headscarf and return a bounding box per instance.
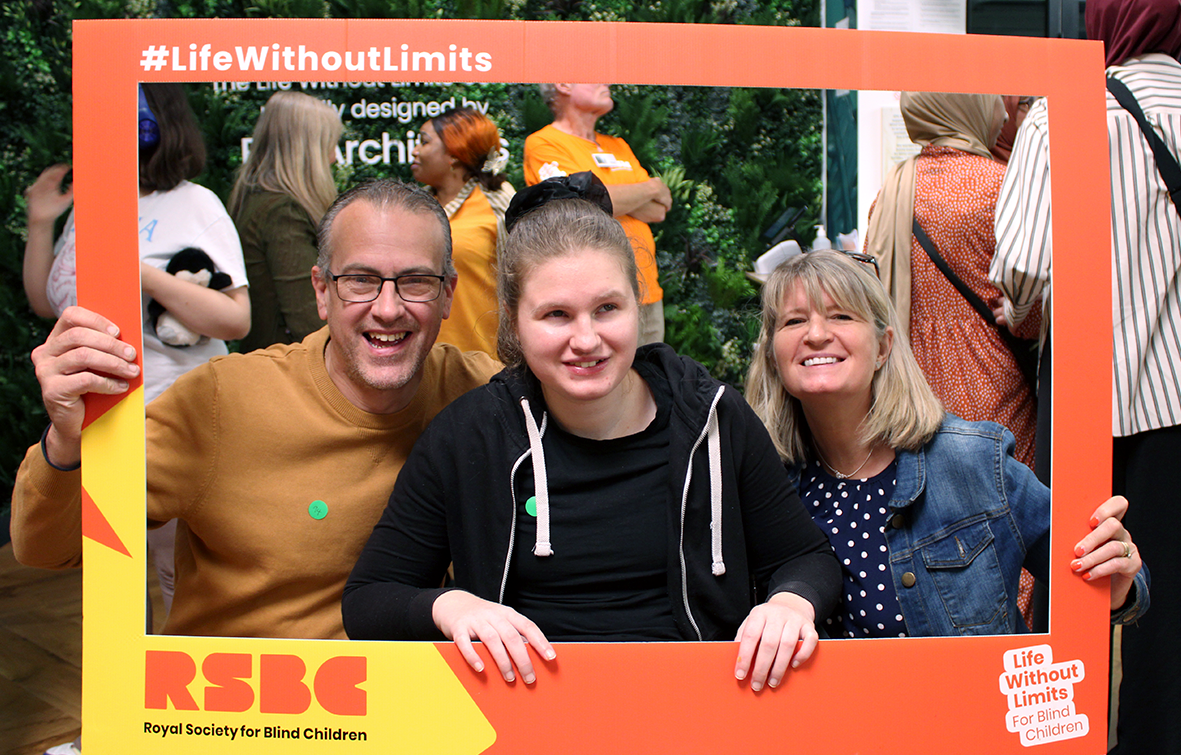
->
[864,93,1042,627]
[865,92,1037,470]
[1081,2,1181,752]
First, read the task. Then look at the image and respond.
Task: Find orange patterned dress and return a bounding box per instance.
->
[906,145,1039,469]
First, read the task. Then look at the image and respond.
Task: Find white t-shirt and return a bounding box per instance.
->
[48,180,248,403]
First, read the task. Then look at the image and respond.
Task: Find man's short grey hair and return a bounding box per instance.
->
[315,179,455,280]
[538,83,560,115]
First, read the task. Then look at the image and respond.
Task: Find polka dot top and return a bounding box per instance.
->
[801,459,907,638]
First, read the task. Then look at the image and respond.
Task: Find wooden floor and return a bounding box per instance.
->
[0,541,165,755]
[0,542,82,755]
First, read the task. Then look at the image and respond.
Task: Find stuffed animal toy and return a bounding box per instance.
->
[148,247,233,347]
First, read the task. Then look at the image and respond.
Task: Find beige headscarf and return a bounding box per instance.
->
[865,92,1006,331]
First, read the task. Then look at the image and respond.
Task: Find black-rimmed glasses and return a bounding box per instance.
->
[328,272,446,303]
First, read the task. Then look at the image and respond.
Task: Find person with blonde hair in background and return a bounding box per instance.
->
[230,90,342,351]
[411,106,514,356]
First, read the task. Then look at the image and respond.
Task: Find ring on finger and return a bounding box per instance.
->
[1122,541,1133,559]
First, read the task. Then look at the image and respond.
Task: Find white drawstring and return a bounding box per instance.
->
[520,398,553,557]
[705,387,726,576]
[521,385,724,574]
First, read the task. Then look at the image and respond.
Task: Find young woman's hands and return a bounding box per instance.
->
[432,591,555,684]
[734,591,818,692]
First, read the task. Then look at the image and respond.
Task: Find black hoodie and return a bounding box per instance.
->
[343,343,839,642]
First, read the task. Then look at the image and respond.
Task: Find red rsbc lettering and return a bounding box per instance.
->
[144,651,365,715]
[260,654,311,714]
[315,656,367,716]
[144,650,199,710]
[204,652,254,712]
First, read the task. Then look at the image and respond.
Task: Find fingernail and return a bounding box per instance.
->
[544,649,556,661]
[751,681,762,692]
[1082,571,1092,581]
[792,659,801,669]
[114,381,128,391]
[769,677,780,688]
[1090,516,1099,527]
[1074,544,1085,557]
[505,672,514,682]
[108,325,120,337]
[474,662,484,673]
[524,674,535,684]
[1071,560,1082,571]
[124,346,135,359]
[735,669,746,681]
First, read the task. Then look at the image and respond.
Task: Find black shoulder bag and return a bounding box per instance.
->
[1106,75,1181,215]
[911,219,1040,394]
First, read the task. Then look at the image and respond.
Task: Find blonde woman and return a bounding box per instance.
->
[230,91,341,351]
[746,250,1148,638]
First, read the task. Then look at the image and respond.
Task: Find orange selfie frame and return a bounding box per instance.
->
[75,19,1112,753]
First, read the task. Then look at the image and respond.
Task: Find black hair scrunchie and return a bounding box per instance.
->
[503,171,614,233]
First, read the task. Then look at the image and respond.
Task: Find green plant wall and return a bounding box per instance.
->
[0,0,823,518]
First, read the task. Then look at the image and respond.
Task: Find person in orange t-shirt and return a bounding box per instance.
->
[524,84,671,345]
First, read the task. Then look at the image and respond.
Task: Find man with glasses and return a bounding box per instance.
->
[12,180,498,640]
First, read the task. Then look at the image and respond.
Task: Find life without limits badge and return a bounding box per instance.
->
[999,644,1088,746]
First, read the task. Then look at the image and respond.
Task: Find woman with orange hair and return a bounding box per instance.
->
[412,106,514,356]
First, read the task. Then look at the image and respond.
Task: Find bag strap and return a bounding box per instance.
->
[912,219,998,325]
[1106,76,1181,208]
[912,218,1029,355]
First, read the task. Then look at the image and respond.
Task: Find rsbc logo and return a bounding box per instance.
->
[145,651,365,715]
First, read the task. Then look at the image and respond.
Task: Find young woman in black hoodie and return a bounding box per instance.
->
[344,181,839,693]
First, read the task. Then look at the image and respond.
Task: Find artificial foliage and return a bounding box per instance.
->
[0,0,823,519]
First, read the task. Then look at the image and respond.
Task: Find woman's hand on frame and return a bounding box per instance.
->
[432,590,555,684]
[734,591,818,692]
[1073,495,1143,610]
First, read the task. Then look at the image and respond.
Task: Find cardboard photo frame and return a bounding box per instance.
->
[74,19,1113,753]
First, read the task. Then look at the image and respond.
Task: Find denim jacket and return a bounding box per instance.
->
[791,415,1149,636]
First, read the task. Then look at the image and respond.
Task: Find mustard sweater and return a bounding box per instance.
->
[12,327,498,639]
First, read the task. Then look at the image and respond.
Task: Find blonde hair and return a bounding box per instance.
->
[745,250,943,464]
[497,198,638,369]
[229,91,342,224]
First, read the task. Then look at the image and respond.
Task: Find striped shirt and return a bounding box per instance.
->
[991,53,1181,437]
